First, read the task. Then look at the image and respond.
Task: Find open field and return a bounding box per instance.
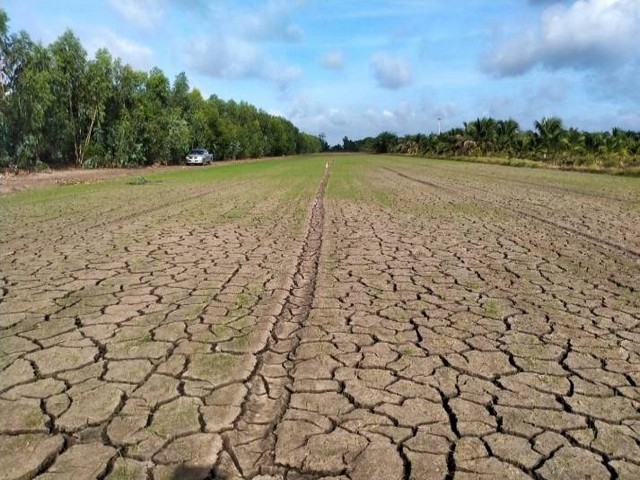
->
[1,154,639,480]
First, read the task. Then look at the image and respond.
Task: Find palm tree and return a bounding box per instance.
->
[584,132,607,157]
[496,119,520,156]
[464,117,497,155]
[534,117,565,161]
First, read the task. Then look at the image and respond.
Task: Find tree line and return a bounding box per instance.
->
[337,117,640,169]
[0,10,324,170]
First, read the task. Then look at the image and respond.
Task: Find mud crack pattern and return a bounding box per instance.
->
[1,156,640,480]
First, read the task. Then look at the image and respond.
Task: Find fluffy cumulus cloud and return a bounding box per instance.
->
[484,0,640,76]
[182,0,303,89]
[185,34,301,88]
[321,50,345,71]
[370,53,413,89]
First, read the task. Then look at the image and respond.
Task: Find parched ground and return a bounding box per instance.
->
[1,155,639,480]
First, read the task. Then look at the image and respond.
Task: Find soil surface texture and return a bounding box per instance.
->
[1,155,639,480]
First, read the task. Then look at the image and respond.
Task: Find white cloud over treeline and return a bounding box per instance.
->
[484,0,640,76]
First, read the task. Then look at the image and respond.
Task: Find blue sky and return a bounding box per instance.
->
[2,0,640,144]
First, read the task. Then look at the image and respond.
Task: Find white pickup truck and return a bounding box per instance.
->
[185,149,213,165]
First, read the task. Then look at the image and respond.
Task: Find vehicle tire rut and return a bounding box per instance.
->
[216,164,331,479]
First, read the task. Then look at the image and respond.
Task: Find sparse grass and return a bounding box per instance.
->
[224,332,251,350]
[402,153,640,177]
[133,332,153,345]
[484,300,501,317]
[185,302,207,323]
[233,292,253,309]
[1,156,327,235]
[25,409,43,428]
[127,176,161,186]
[401,346,417,357]
[108,464,138,480]
[211,324,233,338]
[322,448,342,457]
[1,152,639,480]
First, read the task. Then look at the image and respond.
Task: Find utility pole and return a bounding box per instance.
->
[438,117,442,135]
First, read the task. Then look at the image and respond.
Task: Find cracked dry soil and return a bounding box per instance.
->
[1,155,640,480]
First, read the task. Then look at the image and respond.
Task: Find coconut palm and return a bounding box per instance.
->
[534,117,565,161]
[464,117,497,155]
[496,119,520,156]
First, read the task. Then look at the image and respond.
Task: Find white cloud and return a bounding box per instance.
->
[182,0,304,89]
[371,53,413,89]
[186,35,262,79]
[484,0,640,76]
[185,34,301,89]
[240,1,304,42]
[321,50,345,70]
[86,28,154,69]
[108,0,164,29]
[286,95,459,144]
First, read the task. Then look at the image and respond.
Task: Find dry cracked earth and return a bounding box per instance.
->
[1,156,639,480]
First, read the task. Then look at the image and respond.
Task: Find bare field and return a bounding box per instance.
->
[1,154,639,480]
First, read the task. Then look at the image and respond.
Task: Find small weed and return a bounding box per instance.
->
[127,176,149,185]
[401,346,417,357]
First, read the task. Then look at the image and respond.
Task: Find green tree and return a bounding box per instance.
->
[495,119,520,156]
[1,9,10,98]
[0,9,326,168]
[48,30,89,165]
[464,117,497,155]
[534,117,565,161]
[373,131,398,154]
[78,48,114,166]
[1,21,53,168]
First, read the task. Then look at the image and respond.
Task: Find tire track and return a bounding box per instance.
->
[216,163,331,479]
[384,167,640,261]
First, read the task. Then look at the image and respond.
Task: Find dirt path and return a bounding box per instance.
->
[1,156,639,480]
[0,165,196,195]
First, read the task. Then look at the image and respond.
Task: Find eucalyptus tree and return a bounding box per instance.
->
[0,8,340,168]
[77,48,114,166]
[103,62,147,166]
[1,29,52,167]
[48,30,90,165]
